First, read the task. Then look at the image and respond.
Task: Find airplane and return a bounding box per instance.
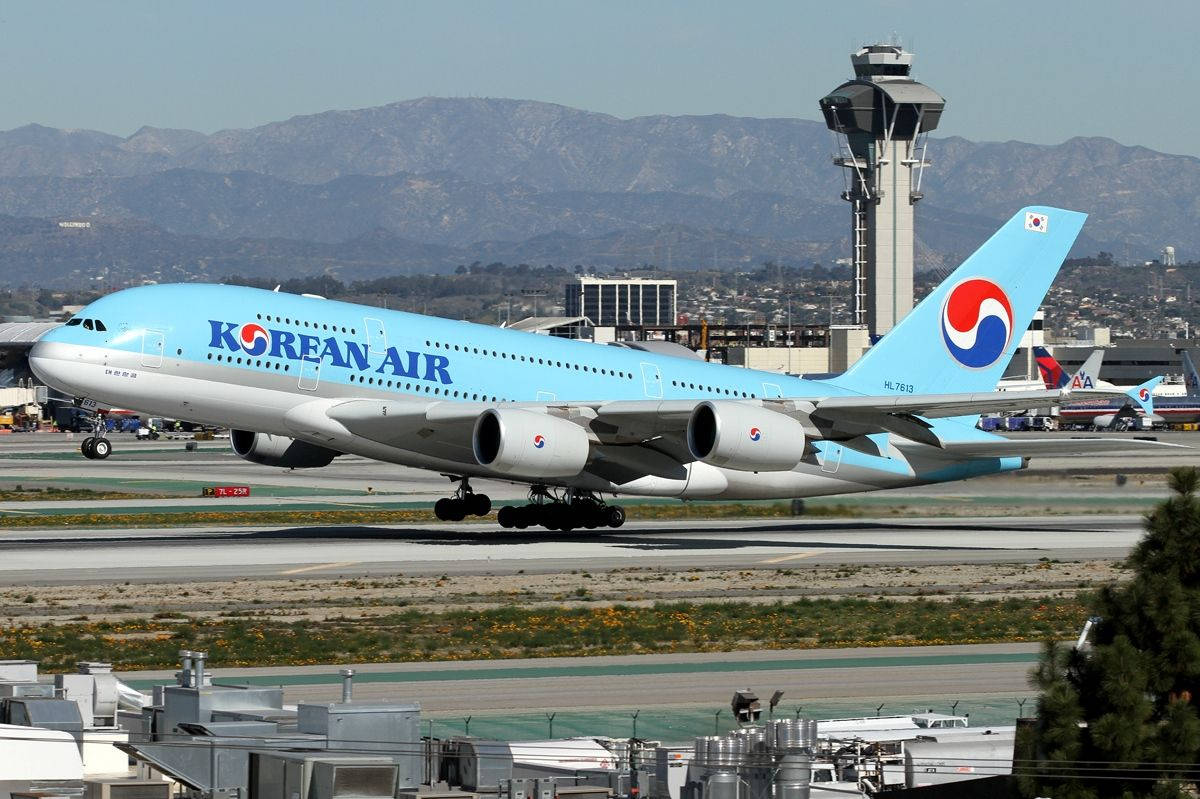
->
[1034,347,1104,391]
[1138,350,1200,425]
[28,206,1183,532]
[1056,349,1200,429]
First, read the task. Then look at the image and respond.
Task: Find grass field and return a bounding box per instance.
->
[1,595,1089,669]
[0,486,170,502]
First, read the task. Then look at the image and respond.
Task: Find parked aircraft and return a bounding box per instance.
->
[28,207,1181,531]
[1058,349,1200,428]
[1034,347,1104,391]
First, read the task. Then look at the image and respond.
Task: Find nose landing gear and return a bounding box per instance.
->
[80,416,112,460]
[433,476,492,522]
[496,487,625,532]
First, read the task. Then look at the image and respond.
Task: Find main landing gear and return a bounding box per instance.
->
[433,476,492,521]
[497,487,626,532]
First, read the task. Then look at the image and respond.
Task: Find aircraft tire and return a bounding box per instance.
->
[433,498,450,521]
[497,506,515,528]
[92,438,112,459]
[544,503,571,527]
[574,503,600,530]
[469,493,492,516]
[606,506,626,528]
[444,500,467,522]
[512,507,531,529]
[81,437,96,459]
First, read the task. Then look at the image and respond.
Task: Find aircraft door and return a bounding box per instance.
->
[141,330,164,368]
[762,382,783,398]
[819,442,843,474]
[640,362,663,399]
[298,356,321,391]
[364,317,387,355]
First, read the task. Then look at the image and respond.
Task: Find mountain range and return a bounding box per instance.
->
[0,97,1195,286]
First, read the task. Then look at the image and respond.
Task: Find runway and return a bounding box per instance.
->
[0,432,1177,585]
[0,513,1144,585]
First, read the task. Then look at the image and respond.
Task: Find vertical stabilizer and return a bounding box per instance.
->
[1068,350,1105,390]
[827,207,1087,396]
[1183,350,1200,396]
[1034,346,1067,389]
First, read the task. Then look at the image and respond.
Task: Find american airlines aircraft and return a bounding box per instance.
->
[28,207,1178,531]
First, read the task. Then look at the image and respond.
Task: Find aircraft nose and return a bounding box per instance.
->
[28,339,80,395]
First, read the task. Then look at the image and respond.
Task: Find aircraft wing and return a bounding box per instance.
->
[296,388,1141,463]
[289,386,1163,475]
[284,397,484,464]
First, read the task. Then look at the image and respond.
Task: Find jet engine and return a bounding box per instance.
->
[230,430,340,468]
[472,409,590,479]
[687,401,807,472]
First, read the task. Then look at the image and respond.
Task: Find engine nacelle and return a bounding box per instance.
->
[687,401,807,472]
[231,430,339,468]
[472,408,590,479]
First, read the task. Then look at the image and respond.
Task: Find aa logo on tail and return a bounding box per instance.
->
[940,278,1014,370]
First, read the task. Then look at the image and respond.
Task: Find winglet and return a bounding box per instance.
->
[1127,376,1162,415]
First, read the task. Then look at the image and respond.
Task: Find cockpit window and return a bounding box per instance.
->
[83,319,94,330]
[66,318,82,326]
[94,320,107,332]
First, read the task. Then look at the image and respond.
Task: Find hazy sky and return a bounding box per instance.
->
[2,0,1196,157]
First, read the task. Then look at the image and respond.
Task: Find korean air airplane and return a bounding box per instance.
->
[28,207,1179,531]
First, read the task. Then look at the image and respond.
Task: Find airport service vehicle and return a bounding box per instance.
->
[29,207,1181,531]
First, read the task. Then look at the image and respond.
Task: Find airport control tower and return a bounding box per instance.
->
[820,44,944,338]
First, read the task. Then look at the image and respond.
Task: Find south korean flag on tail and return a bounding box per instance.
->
[1024,211,1049,233]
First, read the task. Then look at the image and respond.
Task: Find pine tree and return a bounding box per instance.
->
[1027,467,1200,798]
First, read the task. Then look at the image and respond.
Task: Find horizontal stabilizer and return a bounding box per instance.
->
[810,388,1108,420]
[915,436,1189,458]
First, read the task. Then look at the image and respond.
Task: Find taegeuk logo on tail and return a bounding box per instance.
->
[940,278,1014,370]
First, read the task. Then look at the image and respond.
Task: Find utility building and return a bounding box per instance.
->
[820,44,944,339]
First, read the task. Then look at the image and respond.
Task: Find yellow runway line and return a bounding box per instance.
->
[758,552,817,565]
[279,560,359,575]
